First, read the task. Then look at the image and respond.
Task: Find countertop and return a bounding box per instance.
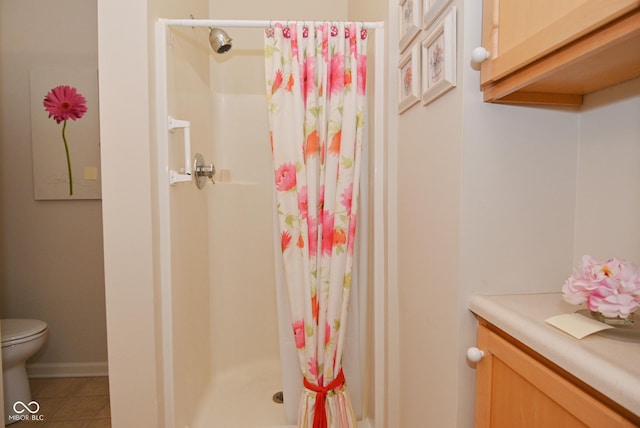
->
[469,292,640,418]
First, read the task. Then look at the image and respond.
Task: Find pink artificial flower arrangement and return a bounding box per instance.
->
[562,255,640,319]
[43,85,88,195]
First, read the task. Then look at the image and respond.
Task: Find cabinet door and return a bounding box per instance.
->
[480,0,639,85]
[474,324,637,428]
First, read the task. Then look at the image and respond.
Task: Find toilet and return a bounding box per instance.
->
[1,319,48,425]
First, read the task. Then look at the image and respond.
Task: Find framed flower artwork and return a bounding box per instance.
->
[422,0,453,29]
[398,0,422,52]
[398,43,420,114]
[421,7,457,106]
[29,67,101,200]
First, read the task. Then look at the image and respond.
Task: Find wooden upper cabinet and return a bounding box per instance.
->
[479,0,640,106]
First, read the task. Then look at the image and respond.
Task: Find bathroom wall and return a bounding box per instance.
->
[394,0,640,427]
[573,78,640,264]
[347,0,389,422]
[204,0,291,382]
[456,0,580,422]
[395,0,577,426]
[394,0,465,422]
[162,0,215,425]
[98,0,161,424]
[0,0,107,376]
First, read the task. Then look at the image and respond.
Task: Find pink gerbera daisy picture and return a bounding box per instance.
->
[43,85,88,195]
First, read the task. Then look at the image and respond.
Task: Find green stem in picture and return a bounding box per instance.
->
[61,120,73,195]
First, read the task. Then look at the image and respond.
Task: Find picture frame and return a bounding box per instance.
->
[398,0,422,52]
[398,43,421,114]
[422,0,453,29]
[29,67,102,200]
[421,7,457,106]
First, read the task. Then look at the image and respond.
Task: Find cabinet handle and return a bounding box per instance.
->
[466,346,485,362]
[470,47,490,70]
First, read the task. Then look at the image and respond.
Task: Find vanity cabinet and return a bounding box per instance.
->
[472,319,640,427]
[478,0,640,106]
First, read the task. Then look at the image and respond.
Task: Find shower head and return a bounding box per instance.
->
[209,27,232,54]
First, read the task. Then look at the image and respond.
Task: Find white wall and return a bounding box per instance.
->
[456,4,580,427]
[393,0,640,427]
[574,78,640,264]
[394,1,466,422]
[210,0,347,21]
[98,0,160,425]
[0,0,107,376]
[204,18,281,378]
[165,14,216,428]
[100,0,216,424]
[346,0,389,423]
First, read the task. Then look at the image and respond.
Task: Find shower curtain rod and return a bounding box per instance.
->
[161,18,383,29]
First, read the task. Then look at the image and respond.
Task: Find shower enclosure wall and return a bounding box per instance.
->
[155,18,385,428]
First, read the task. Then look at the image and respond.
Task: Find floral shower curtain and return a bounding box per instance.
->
[264,22,368,428]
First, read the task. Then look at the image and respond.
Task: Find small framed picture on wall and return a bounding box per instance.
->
[398,43,421,114]
[398,0,422,52]
[422,0,453,29]
[421,7,457,106]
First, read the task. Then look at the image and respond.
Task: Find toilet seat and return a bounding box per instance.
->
[1,319,48,347]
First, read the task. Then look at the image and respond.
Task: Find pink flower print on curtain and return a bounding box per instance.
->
[264,21,368,428]
[293,319,306,349]
[276,162,297,191]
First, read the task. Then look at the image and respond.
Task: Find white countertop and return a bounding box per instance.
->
[469,292,640,417]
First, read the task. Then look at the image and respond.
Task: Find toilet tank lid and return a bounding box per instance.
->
[1,319,47,342]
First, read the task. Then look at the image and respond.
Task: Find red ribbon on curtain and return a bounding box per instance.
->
[303,369,346,428]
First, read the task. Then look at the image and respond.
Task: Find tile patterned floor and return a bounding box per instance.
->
[7,377,110,427]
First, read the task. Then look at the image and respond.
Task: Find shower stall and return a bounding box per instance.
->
[154,18,385,428]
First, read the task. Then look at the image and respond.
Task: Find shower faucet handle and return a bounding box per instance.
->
[193,153,216,188]
[197,164,215,181]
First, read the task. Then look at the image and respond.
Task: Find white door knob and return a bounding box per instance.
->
[466,346,485,362]
[470,47,490,70]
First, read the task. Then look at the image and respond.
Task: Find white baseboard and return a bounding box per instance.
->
[26,362,109,378]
